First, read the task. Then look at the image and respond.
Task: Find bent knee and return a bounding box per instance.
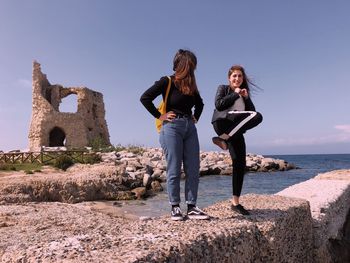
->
[255,112,263,123]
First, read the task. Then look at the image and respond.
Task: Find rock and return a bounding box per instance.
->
[126,166,135,172]
[150,156,161,162]
[128,160,143,169]
[199,167,210,176]
[145,165,153,175]
[125,153,136,158]
[150,181,163,192]
[208,166,222,175]
[143,174,151,187]
[42,146,67,152]
[260,158,280,171]
[220,168,232,175]
[151,169,163,179]
[101,152,117,163]
[139,216,152,221]
[116,191,136,200]
[131,187,147,199]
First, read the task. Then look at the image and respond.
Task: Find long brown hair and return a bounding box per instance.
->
[228,65,260,95]
[173,49,198,95]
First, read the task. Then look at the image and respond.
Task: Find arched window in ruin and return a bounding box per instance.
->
[59,94,78,113]
[49,127,66,147]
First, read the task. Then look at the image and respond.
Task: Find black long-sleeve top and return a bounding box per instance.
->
[140,76,204,121]
[211,85,256,123]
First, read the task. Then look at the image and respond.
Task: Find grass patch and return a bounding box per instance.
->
[0,164,17,171]
[88,136,112,152]
[113,144,145,155]
[126,144,145,155]
[0,163,43,172]
[83,153,102,164]
[114,144,127,152]
[53,155,74,171]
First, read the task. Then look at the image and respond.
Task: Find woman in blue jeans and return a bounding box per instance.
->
[140,49,209,221]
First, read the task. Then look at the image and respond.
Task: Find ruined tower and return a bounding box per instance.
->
[28,61,110,151]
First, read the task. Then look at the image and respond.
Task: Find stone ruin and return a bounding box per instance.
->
[28,61,110,151]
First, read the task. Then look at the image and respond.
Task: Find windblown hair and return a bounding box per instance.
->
[173,49,198,95]
[228,65,260,95]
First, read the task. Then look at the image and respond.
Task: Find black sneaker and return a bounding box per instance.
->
[171,206,184,221]
[212,137,228,150]
[187,206,210,220]
[231,204,250,215]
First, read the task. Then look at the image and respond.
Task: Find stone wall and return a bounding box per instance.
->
[28,61,110,151]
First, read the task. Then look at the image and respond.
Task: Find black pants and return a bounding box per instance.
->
[213,111,262,196]
[217,111,263,140]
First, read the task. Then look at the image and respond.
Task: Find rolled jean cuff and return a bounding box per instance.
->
[169,201,180,206]
[186,201,196,205]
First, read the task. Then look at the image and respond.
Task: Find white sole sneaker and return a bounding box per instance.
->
[187,214,209,220]
[187,206,210,220]
[171,216,184,221]
[171,207,184,221]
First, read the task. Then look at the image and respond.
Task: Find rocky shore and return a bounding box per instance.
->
[105,147,297,178]
[0,148,296,204]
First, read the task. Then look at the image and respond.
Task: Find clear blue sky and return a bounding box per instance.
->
[1,0,349,155]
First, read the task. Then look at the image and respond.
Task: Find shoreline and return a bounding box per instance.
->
[0,148,297,205]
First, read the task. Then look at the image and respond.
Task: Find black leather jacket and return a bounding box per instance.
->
[211,85,256,123]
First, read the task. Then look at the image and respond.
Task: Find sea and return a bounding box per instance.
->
[111,154,350,218]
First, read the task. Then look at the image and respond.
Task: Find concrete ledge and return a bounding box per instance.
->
[1,170,349,262]
[0,194,313,262]
[277,169,350,262]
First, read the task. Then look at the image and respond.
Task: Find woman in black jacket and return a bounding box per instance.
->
[211,65,262,215]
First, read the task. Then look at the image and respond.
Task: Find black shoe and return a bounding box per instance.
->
[212,137,228,150]
[171,206,184,221]
[187,206,210,220]
[231,204,250,215]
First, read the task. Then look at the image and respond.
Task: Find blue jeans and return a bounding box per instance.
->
[159,117,200,205]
